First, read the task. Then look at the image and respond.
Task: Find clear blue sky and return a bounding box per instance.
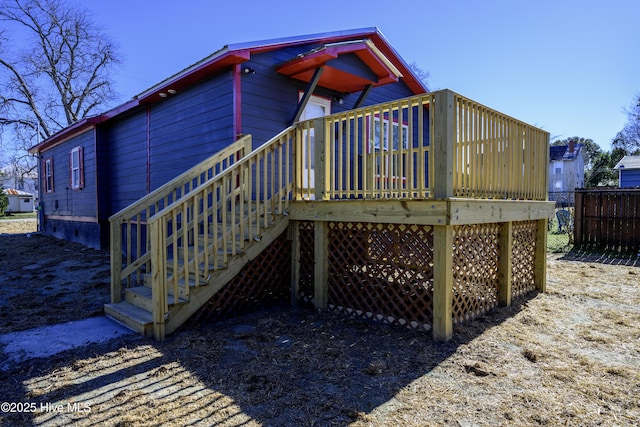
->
[86,0,639,151]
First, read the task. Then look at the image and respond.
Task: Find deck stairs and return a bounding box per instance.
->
[104,209,289,337]
[105,129,295,340]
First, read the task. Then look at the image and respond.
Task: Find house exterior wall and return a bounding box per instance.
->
[38,129,101,248]
[149,72,234,189]
[620,169,640,188]
[32,33,424,249]
[548,150,584,206]
[101,109,148,215]
[6,194,34,212]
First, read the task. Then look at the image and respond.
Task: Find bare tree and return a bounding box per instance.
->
[0,0,119,176]
[408,61,431,92]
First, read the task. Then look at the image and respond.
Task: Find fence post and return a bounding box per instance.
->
[433,89,455,199]
[574,190,583,248]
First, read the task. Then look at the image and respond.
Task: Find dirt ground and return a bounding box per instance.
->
[0,222,639,426]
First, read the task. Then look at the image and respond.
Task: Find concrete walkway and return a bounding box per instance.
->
[0,316,134,370]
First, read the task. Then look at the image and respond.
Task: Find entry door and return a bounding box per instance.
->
[299,94,331,198]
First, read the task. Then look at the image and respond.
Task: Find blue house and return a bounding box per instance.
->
[614,155,640,188]
[28,28,426,249]
[28,27,553,341]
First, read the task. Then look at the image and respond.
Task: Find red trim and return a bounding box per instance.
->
[29,28,426,156]
[146,106,151,194]
[233,63,242,137]
[276,41,400,93]
[137,50,251,105]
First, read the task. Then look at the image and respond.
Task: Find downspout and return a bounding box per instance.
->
[233,64,242,139]
[146,105,151,194]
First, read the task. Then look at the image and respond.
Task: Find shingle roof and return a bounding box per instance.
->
[614,155,640,170]
[549,144,582,161]
[2,188,34,197]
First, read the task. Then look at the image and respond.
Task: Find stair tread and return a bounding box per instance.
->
[105,301,153,328]
[126,286,187,305]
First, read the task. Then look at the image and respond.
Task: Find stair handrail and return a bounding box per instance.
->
[110,135,253,303]
[147,126,296,339]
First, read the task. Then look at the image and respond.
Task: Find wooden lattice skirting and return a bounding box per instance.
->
[186,232,292,327]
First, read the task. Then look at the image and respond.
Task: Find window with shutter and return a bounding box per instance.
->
[70,147,84,189]
[43,157,54,193]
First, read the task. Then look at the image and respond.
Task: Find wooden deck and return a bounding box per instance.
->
[107,89,554,341]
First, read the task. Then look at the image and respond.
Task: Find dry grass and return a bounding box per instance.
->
[0,227,639,426]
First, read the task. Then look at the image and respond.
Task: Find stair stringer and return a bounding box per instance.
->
[162,213,291,337]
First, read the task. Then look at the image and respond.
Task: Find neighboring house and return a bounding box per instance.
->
[614,155,640,188]
[28,28,427,249]
[0,166,38,200]
[548,142,584,206]
[3,188,35,213]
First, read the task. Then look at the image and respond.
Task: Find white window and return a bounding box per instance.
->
[371,116,409,151]
[43,157,54,193]
[70,146,84,189]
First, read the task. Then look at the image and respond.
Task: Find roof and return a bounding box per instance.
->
[549,144,583,161]
[3,188,34,197]
[614,155,640,170]
[29,27,427,155]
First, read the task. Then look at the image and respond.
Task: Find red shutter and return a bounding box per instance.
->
[79,146,84,189]
[69,151,73,188]
[42,159,47,193]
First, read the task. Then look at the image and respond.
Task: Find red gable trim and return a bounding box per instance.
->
[136,50,251,104]
[30,28,426,154]
[276,39,401,93]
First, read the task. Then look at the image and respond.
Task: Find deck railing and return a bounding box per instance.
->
[109,136,252,302]
[452,93,548,200]
[108,89,549,340]
[296,90,548,201]
[147,127,295,338]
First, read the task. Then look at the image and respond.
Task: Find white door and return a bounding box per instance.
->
[299,94,331,198]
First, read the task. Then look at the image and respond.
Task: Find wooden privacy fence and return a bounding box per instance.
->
[574,189,640,253]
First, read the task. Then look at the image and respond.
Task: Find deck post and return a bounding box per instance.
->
[314,118,329,201]
[433,224,453,341]
[313,220,329,310]
[289,221,301,308]
[150,220,167,341]
[498,221,513,306]
[534,218,547,293]
[433,89,455,199]
[110,221,122,303]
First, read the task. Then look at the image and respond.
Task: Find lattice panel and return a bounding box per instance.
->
[452,223,500,325]
[512,220,537,298]
[187,232,291,325]
[327,222,434,330]
[297,221,315,307]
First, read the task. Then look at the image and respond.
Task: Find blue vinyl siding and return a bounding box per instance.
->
[620,169,640,188]
[102,109,148,213]
[40,129,96,218]
[39,129,102,248]
[149,72,234,190]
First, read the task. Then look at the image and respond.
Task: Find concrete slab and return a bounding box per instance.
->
[0,316,135,369]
